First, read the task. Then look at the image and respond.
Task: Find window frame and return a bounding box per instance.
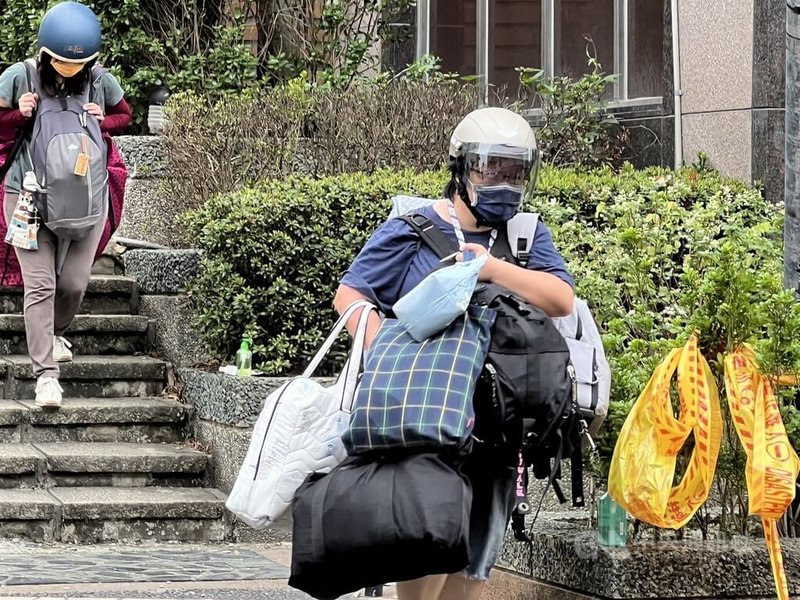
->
[416,0,664,108]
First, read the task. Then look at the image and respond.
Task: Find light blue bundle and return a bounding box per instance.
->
[393,254,487,342]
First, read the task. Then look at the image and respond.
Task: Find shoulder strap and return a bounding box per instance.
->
[23,59,36,96]
[505,212,540,267]
[89,65,107,104]
[400,212,535,265]
[398,213,459,259]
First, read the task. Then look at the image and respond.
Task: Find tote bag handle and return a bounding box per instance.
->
[302,300,375,378]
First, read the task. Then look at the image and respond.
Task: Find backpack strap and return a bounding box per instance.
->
[398,213,459,259]
[505,212,540,267]
[570,424,585,507]
[23,59,37,96]
[400,211,540,265]
[89,65,107,104]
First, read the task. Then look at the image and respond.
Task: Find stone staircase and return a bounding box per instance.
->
[0,275,228,543]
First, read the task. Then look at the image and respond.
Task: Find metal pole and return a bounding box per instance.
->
[785,0,800,290]
[671,0,683,169]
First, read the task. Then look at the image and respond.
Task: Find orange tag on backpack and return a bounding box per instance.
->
[74,136,89,177]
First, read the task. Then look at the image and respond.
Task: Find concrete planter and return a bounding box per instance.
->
[178,369,335,493]
[487,512,800,600]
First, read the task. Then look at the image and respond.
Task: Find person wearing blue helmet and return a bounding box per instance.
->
[0,1,132,408]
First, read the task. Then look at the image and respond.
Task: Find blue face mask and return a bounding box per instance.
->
[469,183,525,226]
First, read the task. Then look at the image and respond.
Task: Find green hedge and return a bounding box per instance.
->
[184,164,800,462]
[183,169,447,375]
[527,164,794,456]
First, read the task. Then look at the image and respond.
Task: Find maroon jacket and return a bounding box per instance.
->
[0,99,132,287]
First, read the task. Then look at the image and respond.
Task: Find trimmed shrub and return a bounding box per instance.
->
[182,168,448,375]
[184,164,800,534]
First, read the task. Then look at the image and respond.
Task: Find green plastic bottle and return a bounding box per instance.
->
[235,339,252,377]
[598,492,627,546]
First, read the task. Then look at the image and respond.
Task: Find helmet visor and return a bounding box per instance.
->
[463,143,538,186]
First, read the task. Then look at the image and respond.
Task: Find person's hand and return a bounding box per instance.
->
[457,242,499,282]
[83,102,104,122]
[18,92,38,118]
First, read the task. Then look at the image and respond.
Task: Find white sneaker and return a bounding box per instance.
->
[35,376,63,408]
[53,336,73,362]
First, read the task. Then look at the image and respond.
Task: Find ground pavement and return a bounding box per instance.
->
[0,540,396,600]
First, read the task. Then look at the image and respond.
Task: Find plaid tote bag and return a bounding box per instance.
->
[344,304,496,454]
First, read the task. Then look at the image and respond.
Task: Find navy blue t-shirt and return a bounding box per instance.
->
[340,204,574,314]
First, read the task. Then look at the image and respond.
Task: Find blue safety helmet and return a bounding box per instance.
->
[38,2,102,63]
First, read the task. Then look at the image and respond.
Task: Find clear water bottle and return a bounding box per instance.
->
[598,492,627,546]
[235,339,252,377]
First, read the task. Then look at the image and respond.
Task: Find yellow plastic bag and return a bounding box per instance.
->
[725,347,800,600]
[609,334,723,529]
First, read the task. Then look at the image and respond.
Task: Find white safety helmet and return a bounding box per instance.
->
[449,107,540,185]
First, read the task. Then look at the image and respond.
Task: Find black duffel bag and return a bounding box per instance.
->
[289,453,472,600]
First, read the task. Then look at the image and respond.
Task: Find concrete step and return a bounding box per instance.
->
[0,398,188,443]
[1,355,168,399]
[0,487,228,543]
[36,441,209,487]
[0,443,44,488]
[0,314,155,355]
[0,275,139,315]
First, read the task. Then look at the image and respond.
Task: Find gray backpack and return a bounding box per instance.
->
[23,59,107,242]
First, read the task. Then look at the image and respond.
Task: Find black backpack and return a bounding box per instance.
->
[398,213,585,539]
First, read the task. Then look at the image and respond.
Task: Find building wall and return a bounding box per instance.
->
[390,0,786,199]
[678,0,754,180]
[752,0,786,203]
[674,0,784,201]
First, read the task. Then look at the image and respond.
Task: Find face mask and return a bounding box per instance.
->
[51,60,85,79]
[468,182,525,226]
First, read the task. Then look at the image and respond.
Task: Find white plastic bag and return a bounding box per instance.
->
[225,300,374,529]
[393,254,487,342]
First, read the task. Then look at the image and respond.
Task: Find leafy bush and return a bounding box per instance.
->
[163,76,479,212]
[530,163,800,534]
[308,77,480,175]
[528,164,787,440]
[162,55,625,219]
[182,169,447,374]
[185,162,796,392]
[514,56,626,169]
[162,77,311,218]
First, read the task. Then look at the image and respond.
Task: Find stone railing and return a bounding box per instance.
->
[114,135,186,248]
[123,248,208,369]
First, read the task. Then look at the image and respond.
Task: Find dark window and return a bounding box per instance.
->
[489,0,543,93]
[423,0,664,101]
[555,0,614,79]
[431,0,477,76]
[629,0,665,97]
